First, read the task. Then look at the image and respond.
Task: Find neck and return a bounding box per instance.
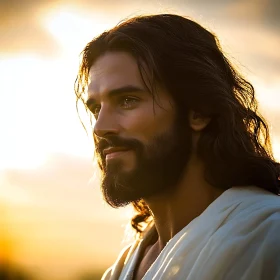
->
[144,156,224,250]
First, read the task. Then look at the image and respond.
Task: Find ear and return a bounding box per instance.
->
[189,111,211,132]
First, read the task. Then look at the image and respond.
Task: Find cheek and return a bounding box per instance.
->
[121,106,175,143]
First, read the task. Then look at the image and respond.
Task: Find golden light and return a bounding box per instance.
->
[272,139,280,162]
[0,4,279,280]
[42,6,111,56]
[0,5,109,171]
[0,56,50,170]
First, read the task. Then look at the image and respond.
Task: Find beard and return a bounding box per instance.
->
[95,118,192,208]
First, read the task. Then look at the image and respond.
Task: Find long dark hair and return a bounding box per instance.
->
[75,14,280,234]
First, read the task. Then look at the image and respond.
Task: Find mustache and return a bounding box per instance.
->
[95,135,142,155]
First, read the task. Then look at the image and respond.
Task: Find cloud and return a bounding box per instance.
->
[0,0,279,55]
[222,0,280,27]
[0,153,129,221]
[0,0,60,55]
[0,0,133,55]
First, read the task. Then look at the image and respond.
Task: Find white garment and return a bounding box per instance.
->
[102,186,280,280]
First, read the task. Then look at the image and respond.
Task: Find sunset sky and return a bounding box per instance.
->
[0,0,279,279]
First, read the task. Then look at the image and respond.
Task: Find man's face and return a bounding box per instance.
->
[87,52,192,207]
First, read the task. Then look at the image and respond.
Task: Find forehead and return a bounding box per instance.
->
[88,52,146,97]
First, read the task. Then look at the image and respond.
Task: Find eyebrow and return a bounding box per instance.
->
[86,85,146,108]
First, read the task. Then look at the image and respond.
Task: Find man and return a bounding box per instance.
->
[75,14,280,280]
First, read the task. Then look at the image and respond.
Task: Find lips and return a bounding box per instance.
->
[103,147,130,157]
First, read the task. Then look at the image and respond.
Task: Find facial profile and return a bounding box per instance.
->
[87,52,193,207]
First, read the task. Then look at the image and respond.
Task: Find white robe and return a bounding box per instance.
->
[102,186,280,280]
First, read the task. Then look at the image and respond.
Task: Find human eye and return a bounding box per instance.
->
[119,96,139,109]
[88,104,101,118]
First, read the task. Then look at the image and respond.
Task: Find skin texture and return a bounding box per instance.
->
[87,52,224,279]
[88,52,176,172]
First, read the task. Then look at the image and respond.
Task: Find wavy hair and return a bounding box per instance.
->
[74,14,280,234]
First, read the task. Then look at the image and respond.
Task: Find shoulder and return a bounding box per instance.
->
[207,186,280,257]
[204,187,280,279]
[217,186,280,256]
[225,186,280,215]
[219,186,280,232]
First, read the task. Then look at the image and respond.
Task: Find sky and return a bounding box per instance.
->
[0,0,279,279]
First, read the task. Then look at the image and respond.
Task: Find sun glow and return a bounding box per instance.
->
[0,56,50,170]
[272,139,280,162]
[42,7,111,56]
[0,3,279,280]
[0,7,109,170]
[0,53,90,170]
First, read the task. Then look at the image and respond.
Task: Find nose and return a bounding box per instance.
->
[93,106,119,138]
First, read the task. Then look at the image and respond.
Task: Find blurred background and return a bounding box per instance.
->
[0,0,279,279]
